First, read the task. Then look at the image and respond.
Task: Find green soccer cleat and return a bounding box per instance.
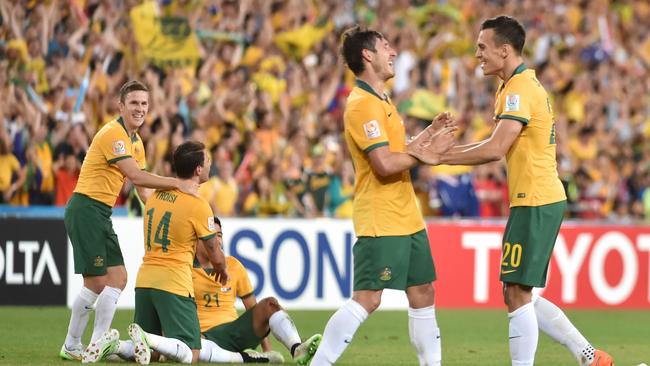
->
[81,329,119,363]
[59,343,84,361]
[128,323,151,365]
[293,334,322,365]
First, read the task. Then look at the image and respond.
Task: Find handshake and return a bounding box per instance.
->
[407,112,458,165]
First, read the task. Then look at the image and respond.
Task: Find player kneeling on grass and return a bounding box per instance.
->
[81,141,227,364]
[192,216,321,365]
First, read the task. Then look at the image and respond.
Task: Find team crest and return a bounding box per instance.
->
[363,120,381,139]
[112,140,127,155]
[505,94,520,112]
[94,256,104,267]
[379,267,392,281]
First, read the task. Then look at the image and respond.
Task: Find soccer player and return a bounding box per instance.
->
[409,15,614,366]
[60,81,199,361]
[310,26,456,366]
[193,216,322,364]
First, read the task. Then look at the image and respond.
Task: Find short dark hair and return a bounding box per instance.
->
[119,80,149,103]
[480,16,526,54]
[173,140,205,179]
[340,25,384,75]
[213,216,221,228]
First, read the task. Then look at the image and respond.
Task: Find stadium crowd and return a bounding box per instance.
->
[0,0,649,221]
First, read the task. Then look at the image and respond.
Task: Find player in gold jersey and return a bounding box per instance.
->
[409,16,613,366]
[311,26,456,366]
[60,81,199,362]
[193,217,321,365]
[90,141,228,365]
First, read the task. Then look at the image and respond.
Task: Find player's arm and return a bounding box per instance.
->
[115,158,197,194]
[439,119,522,165]
[199,235,228,285]
[367,146,419,177]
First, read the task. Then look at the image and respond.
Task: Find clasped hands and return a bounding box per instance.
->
[406,112,458,165]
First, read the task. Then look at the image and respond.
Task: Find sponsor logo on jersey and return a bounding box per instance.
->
[363,120,381,139]
[220,287,231,293]
[505,94,520,112]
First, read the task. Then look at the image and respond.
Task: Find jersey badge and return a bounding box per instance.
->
[505,94,520,112]
[379,266,392,281]
[94,256,104,267]
[208,217,215,231]
[363,120,381,139]
[112,140,127,155]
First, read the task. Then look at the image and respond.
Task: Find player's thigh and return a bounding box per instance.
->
[203,309,263,352]
[500,201,566,287]
[406,229,437,287]
[153,289,201,350]
[65,193,118,276]
[353,235,411,291]
[134,288,162,336]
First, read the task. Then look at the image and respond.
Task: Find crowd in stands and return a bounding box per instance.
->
[1,0,649,221]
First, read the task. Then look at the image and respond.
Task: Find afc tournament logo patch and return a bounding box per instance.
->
[505,94,520,112]
[363,120,381,139]
[208,216,215,231]
[112,140,127,155]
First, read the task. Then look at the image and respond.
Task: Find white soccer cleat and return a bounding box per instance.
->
[294,334,322,365]
[262,350,285,363]
[81,329,119,363]
[59,343,84,361]
[128,323,151,365]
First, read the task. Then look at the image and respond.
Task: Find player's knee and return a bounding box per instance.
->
[260,297,282,314]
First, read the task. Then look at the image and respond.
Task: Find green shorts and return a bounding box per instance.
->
[134,288,201,349]
[500,200,567,287]
[202,307,265,352]
[64,193,123,275]
[353,229,436,291]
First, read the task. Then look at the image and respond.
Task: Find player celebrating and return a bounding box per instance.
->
[193,216,321,364]
[409,15,614,366]
[310,26,456,366]
[60,81,198,361]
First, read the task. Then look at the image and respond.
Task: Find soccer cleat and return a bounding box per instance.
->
[128,323,152,365]
[293,334,322,365]
[59,344,84,361]
[588,350,615,366]
[81,329,119,363]
[262,350,285,363]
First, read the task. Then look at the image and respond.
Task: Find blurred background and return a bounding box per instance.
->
[1,0,649,221]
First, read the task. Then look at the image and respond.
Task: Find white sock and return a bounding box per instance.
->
[310,299,369,366]
[147,333,193,364]
[91,286,121,342]
[508,302,538,366]
[269,310,302,355]
[199,338,243,363]
[64,286,98,347]
[115,340,135,360]
[534,296,595,365]
[408,305,441,366]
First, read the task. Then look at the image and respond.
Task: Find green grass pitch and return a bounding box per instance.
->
[0,307,648,365]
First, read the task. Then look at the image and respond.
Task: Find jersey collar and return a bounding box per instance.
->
[355,79,389,102]
[499,63,527,93]
[117,116,139,143]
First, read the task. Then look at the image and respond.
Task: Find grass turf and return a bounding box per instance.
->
[0,307,647,365]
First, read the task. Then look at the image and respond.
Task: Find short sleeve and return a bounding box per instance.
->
[232,258,254,298]
[98,127,133,164]
[346,99,389,154]
[191,199,216,241]
[496,79,531,125]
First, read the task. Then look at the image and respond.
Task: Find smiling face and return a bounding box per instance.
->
[119,90,149,132]
[475,28,506,77]
[366,36,397,81]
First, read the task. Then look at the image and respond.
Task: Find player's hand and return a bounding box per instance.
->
[407,126,457,165]
[177,179,199,196]
[215,267,229,286]
[430,111,455,132]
